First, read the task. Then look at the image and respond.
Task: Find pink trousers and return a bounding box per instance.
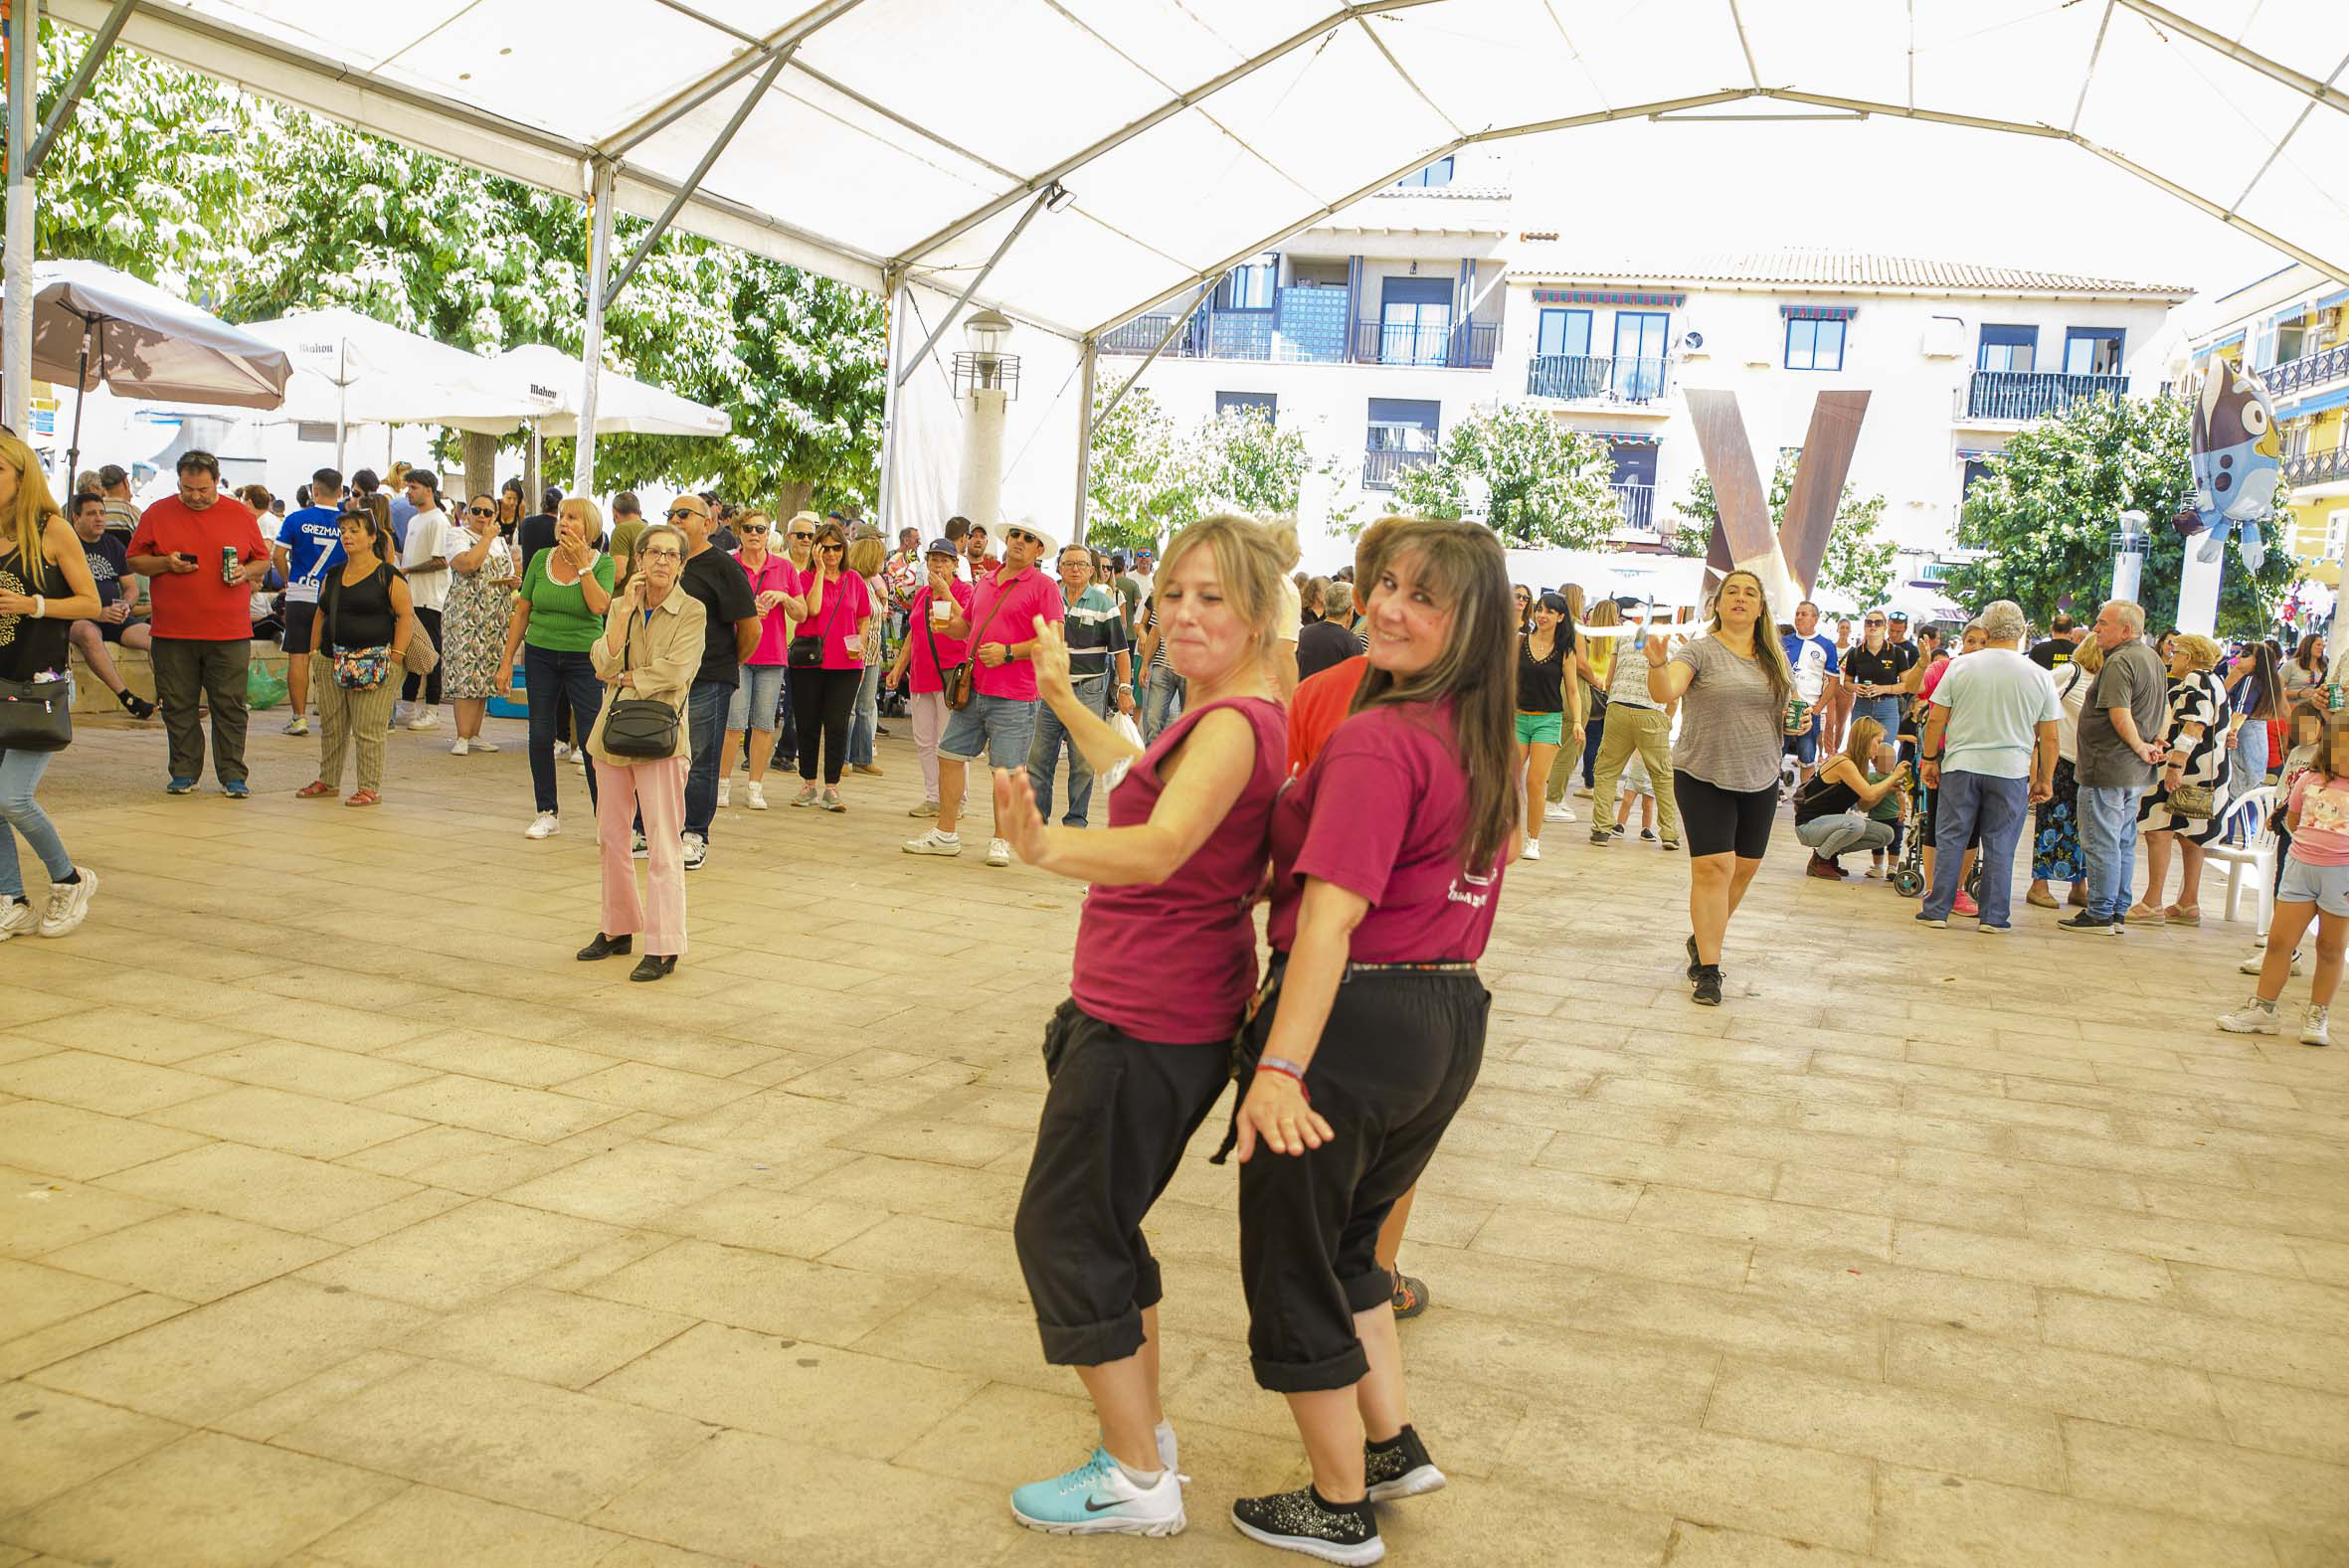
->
[908,690,964,807]
[595,755,688,956]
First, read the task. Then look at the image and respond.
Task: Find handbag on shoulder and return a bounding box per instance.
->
[948,580,1021,713]
[0,676,72,751]
[601,611,681,760]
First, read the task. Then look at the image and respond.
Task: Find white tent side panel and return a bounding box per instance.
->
[887,280,1083,538]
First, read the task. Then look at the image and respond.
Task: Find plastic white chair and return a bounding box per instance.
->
[2208,784,2276,935]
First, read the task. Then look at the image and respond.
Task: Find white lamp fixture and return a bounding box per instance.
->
[957,308,1020,399]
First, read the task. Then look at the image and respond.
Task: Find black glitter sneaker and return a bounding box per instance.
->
[1692,963,1723,1007]
[1231,1486,1382,1564]
[1686,934,1701,980]
[1363,1425,1445,1501]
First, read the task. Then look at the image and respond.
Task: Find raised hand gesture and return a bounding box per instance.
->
[1642,625,1673,667]
[1029,613,1074,702]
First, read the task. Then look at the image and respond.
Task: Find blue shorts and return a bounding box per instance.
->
[726,663,786,731]
[2278,856,2349,917]
[1784,725,1819,766]
[939,692,1039,769]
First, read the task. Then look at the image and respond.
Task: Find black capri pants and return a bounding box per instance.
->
[1012,999,1229,1368]
[1237,963,1488,1394]
[1673,771,1778,859]
[791,664,861,784]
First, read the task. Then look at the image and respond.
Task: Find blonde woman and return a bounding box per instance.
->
[845,531,889,777]
[2132,632,2233,925]
[0,432,104,938]
[445,492,518,756]
[1794,717,1908,877]
[500,497,615,837]
[1562,597,1620,807]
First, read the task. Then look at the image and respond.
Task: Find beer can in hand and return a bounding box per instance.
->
[220,546,240,585]
[1784,696,1809,736]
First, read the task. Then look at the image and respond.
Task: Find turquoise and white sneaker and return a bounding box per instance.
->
[1010,1446,1184,1537]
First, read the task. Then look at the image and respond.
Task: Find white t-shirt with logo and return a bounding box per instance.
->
[399,507,454,612]
[1783,630,1838,704]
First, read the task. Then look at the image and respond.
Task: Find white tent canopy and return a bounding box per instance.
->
[17,259,289,408]
[241,306,556,433]
[481,343,732,439]
[26,0,2349,532]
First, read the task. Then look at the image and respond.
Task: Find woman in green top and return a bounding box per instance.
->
[498,498,615,838]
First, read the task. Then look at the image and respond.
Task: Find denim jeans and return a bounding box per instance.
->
[0,745,72,899]
[1143,665,1184,743]
[684,679,730,839]
[1028,679,1106,825]
[1849,694,1900,749]
[770,664,799,767]
[2077,782,2144,920]
[1795,811,1894,862]
[847,658,881,766]
[2229,720,2268,805]
[523,644,603,815]
[1926,770,2030,926]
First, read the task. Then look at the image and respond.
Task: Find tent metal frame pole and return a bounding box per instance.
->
[2110,0,2349,120]
[1070,338,1096,545]
[602,44,793,311]
[601,0,866,157]
[2,0,36,435]
[896,184,1055,389]
[29,0,128,170]
[874,267,903,534]
[1095,274,1220,428]
[893,0,1448,268]
[575,158,616,499]
[63,322,88,476]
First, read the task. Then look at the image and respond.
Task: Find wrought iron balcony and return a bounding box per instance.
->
[1098,314,1181,356]
[2264,343,2349,398]
[1962,370,2128,422]
[1350,318,1499,369]
[1612,482,1658,534]
[2283,443,2349,487]
[1361,447,1436,491]
[1525,355,1671,404]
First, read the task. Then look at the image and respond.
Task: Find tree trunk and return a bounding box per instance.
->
[459,432,498,504]
[775,477,814,522]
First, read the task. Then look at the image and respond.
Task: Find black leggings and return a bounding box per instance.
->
[1673,771,1778,859]
[792,665,859,784]
[1237,964,1488,1393]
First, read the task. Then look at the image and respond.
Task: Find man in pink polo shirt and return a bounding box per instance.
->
[904,518,1065,867]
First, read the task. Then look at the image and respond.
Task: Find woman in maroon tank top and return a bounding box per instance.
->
[991,514,1298,1541]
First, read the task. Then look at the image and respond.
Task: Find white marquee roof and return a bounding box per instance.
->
[49,0,2349,346]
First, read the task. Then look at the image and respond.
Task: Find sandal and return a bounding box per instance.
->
[2125,902,2162,921]
[344,788,381,807]
[2164,904,2202,926]
[295,780,335,798]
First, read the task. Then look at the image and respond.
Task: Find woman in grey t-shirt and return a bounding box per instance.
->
[1643,569,1797,1005]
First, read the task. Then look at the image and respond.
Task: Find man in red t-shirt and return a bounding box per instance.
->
[127,451,271,795]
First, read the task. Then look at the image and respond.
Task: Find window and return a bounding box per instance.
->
[1614,311,1670,400]
[2064,328,2124,376]
[1536,308,1592,359]
[1962,460,1996,497]
[1216,392,1276,421]
[2330,510,2349,562]
[1221,259,1276,311]
[2285,419,2311,460]
[1379,278,1453,366]
[1784,317,1846,371]
[1366,398,1440,449]
[1394,157,1454,189]
[1978,324,2038,373]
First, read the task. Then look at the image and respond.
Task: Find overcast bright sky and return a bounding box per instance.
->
[1512,112,2288,306]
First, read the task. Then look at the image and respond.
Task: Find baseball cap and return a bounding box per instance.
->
[924,537,959,559]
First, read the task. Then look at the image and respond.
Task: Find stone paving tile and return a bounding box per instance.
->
[5,724,2347,1564]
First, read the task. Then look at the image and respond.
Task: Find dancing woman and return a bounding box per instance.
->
[1227,518,1517,1564]
[996,514,1298,1540]
[1644,568,1798,1006]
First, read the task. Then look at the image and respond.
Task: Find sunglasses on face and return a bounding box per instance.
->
[820,543,844,554]
[666,507,703,522]
[739,522,768,533]
[789,530,813,541]
[467,505,494,518]
[1865,618,1885,626]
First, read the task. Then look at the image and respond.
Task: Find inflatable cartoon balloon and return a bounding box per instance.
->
[2189,359,2281,572]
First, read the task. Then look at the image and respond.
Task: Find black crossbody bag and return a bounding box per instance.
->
[601,610,682,759]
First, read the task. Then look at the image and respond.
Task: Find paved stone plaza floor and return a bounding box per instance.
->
[1,713,2345,1567]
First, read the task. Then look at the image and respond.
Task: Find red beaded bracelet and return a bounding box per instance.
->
[1255,1063,1310,1102]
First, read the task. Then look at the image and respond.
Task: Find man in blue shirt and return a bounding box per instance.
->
[1782,598,1841,785]
[271,465,346,737]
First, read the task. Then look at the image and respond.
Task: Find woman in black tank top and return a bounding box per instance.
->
[1514,592,1574,860]
[298,508,416,807]
[0,431,105,939]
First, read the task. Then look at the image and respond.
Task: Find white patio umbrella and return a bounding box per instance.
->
[13,260,292,476]
[486,343,730,439]
[241,307,559,469]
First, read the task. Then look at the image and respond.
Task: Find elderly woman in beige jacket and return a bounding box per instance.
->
[577,522,705,981]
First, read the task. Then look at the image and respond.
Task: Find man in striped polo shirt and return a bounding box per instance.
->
[1026,541,1137,828]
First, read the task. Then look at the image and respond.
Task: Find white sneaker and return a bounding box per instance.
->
[2217,997,2281,1035]
[2241,947,2304,975]
[524,811,560,840]
[987,837,1012,867]
[682,832,708,871]
[715,778,731,809]
[469,737,499,753]
[38,868,97,939]
[1543,803,1573,822]
[406,709,439,731]
[281,714,308,736]
[0,897,32,941]
[450,736,470,757]
[904,829,963,857]
[552,741,572,762]
[746,782,768,810]
[1010,1446,1185,1538]
[1522,839,1542,861]
[2301,1004,2331,1047]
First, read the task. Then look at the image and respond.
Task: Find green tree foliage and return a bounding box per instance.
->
[1944,394,2290,635]
[20,25,885,508]
[1392,402,1619,548]
[1668,452,1896,609]
[1084,394,1353,551]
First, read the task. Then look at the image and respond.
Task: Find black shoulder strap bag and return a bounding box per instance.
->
[0,553,71,752]
[601,608,684,759]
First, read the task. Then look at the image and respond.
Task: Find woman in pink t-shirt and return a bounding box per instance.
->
[2221,709,2349,1045]
[716,511,807,811]
[787,520,872,809]
[882,537,973,815]
[992,515,1298,1541]
[1226,518,1518,1563]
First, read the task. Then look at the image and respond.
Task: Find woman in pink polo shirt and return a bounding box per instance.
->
[1226,517,1516,1564]
[992,514,1299,1543]
[788,520,873,810]
[716,510,806,811]
[883,536,973,817]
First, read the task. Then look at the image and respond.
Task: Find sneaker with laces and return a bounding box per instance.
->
[2241,947,2303,975]
[1363,1425,1445,1502]
[820,787,846,812]
[1610,822,1626,838]
[715,778,731,809]
[904,829,963,857]
[1589,828,1612,846]
[746,781,768,810]
[552,741,572,762]
[1542,802,1574,822]
[1389,1273,1429,1319]
[987,837,1012,867]
[450,736,470,757]
[1230,1486,1380,1565]
[469,737,499,753]
[1640,828,1658,842]
[281,714,308,736]
[0,897,33,941]
[2217,997,2281,1035]
[1553,803,1577,822]
[1691,963,1723,1007]
[909,798,939,817]
[2059,910,2116,934]
[525,812,560,840]
[1952,891,1980,918]
[1521,839,1541,861]
[2301,1004,2331,1047]
[1009,1447,1184,1538]
[37,869,97,939]
[792,783,819,807]
[405,709,439,731]
[682,833,708,871]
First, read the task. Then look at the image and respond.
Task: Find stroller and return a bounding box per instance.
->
[1891,783,1983,901]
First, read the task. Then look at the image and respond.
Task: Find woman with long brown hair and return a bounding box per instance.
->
[1645,568,1797,1005]
[1225,517,1516,1563]
[0,431,105,939]
[1515,590,1573,860]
